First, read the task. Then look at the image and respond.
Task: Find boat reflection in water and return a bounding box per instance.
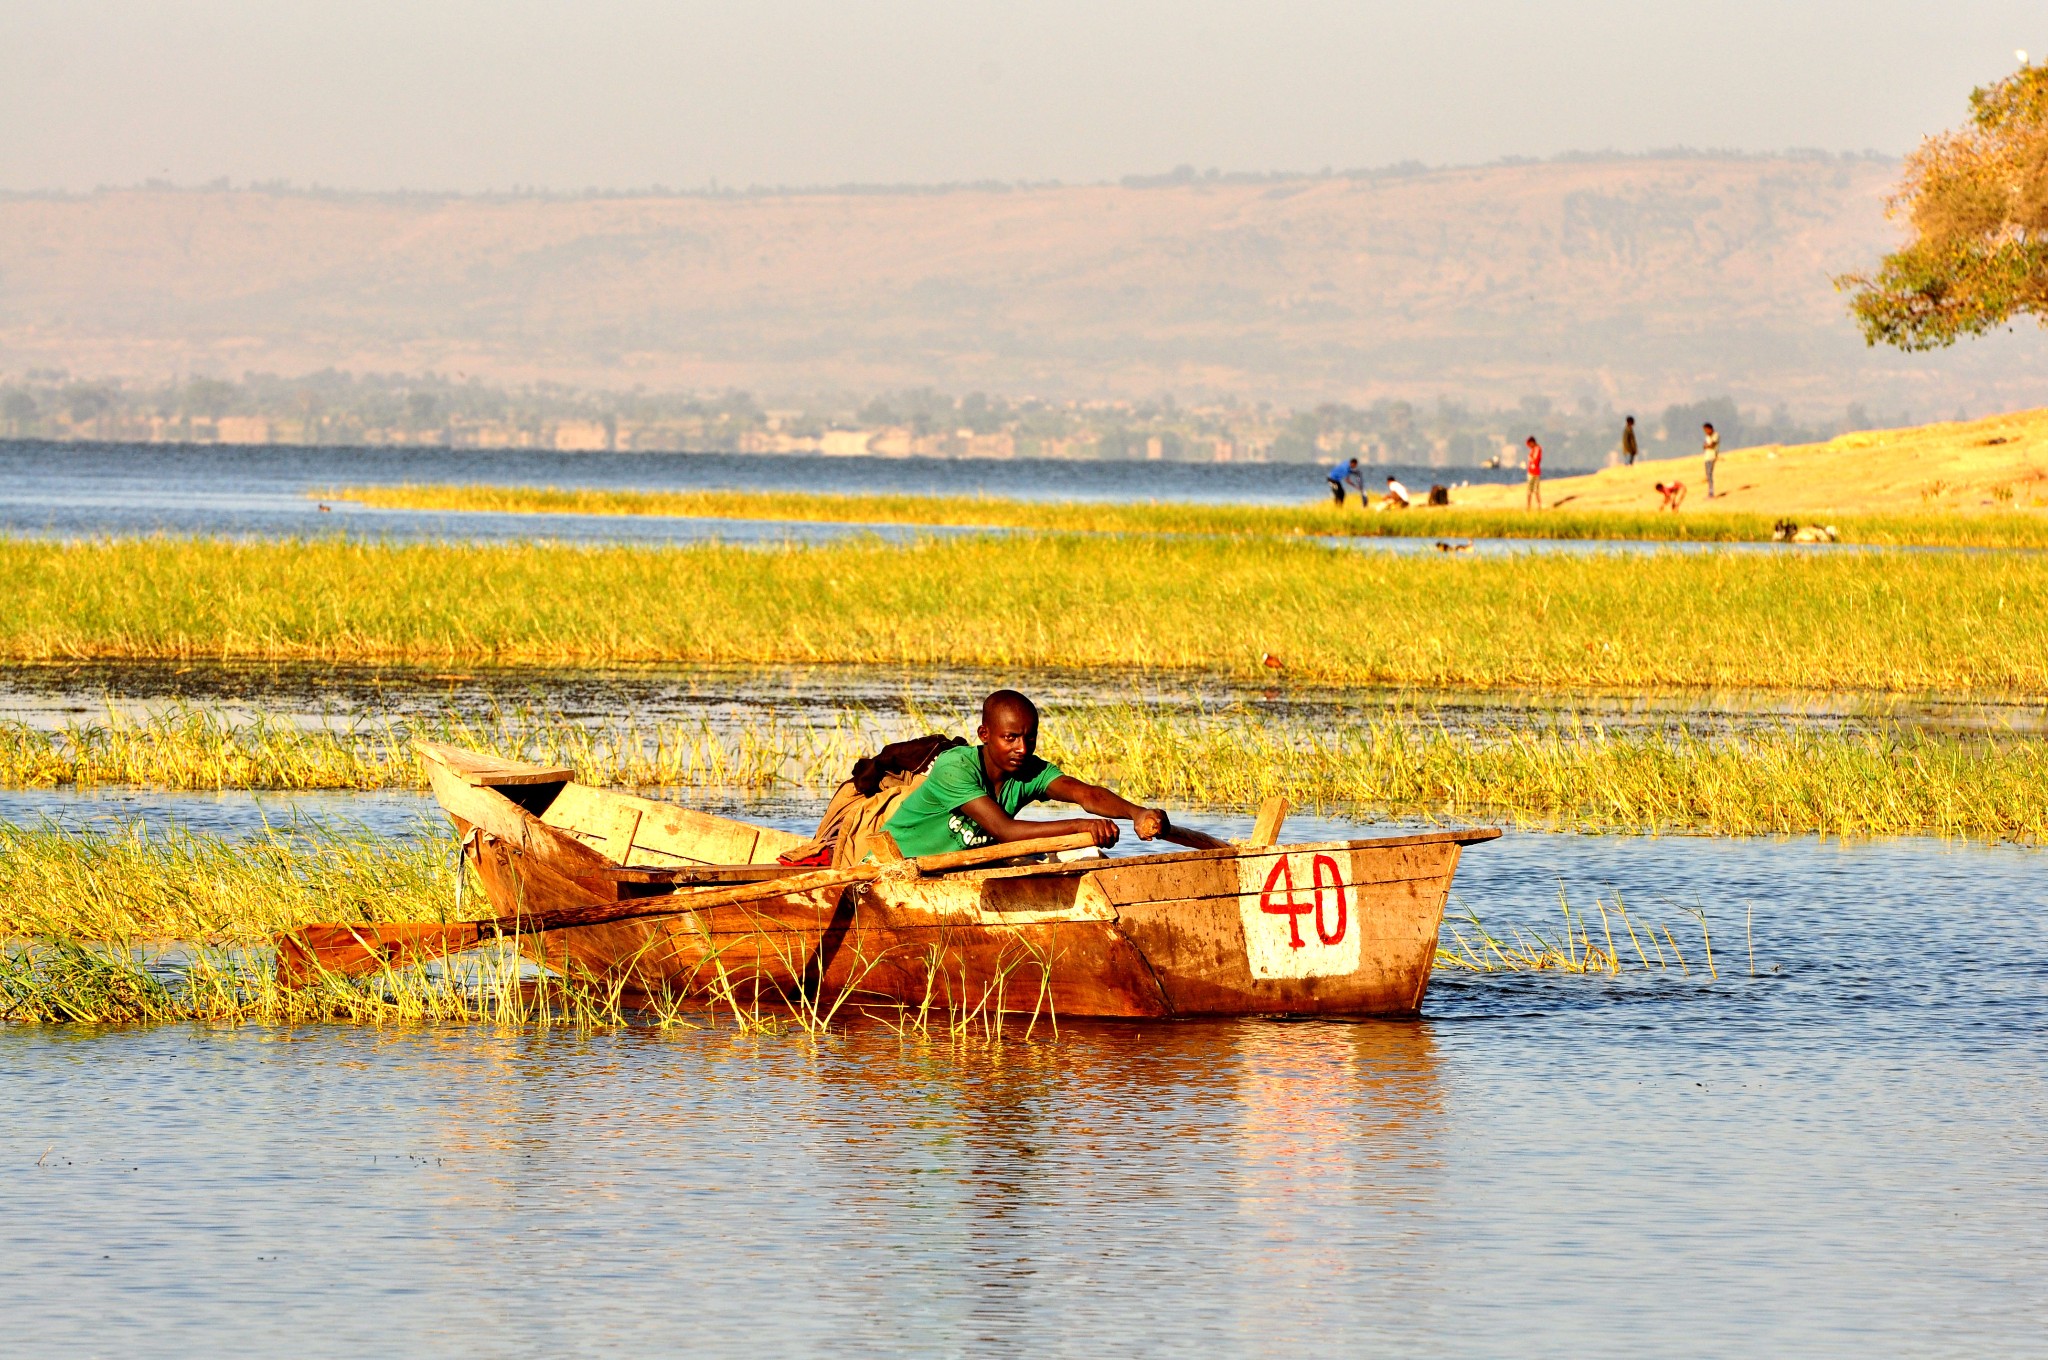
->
[400,1011,1448,1345]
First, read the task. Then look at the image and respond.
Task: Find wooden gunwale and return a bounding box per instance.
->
[957,828,1501,884]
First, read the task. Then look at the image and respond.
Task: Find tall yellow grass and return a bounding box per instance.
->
[0,820,456,942]
[8,702,2048,840]
[4,535,2046,693]
[0,705,850,791]
[332,482,2048,547]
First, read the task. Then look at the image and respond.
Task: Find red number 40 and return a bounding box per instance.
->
[1259,855,1347,950]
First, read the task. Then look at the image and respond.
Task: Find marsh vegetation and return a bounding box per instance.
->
[335,482,2048,548]
[5,699,2046,840]
[6,535,2047,693]
[0,819,1735,1026]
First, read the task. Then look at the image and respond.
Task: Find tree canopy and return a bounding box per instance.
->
[1843,66,2048,350]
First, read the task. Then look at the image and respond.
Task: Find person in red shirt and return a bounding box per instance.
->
[1524,436,1543,510]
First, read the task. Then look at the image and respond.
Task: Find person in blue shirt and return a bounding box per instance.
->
[1326,457,1364,506]
[882,690,1182,857]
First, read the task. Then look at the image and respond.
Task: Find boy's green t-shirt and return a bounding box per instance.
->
[882,744,1065,856]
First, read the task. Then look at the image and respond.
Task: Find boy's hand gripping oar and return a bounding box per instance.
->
[275,831,1101,986]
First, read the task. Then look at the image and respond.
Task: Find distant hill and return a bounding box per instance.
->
[5,156,2046,416]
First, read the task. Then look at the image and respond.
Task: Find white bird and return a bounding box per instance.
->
[2020,49,2030,66]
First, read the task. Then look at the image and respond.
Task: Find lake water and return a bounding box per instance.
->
[10,657,2043,746]
[0,439,1518,542]
[0,439,1919,561]
[4,440,2043,1352]
[2,801,2044,1356]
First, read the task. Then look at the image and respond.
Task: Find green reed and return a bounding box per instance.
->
[0,703,859,792]
[1435,888,1721,979]
[1050,704,2048,842]
[332,482,2048,549]
[0,819,461,943]
[0,931,675,1027]
[2,534,2046,695]
[7,699,2048,840]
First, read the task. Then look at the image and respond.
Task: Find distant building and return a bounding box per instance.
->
[820,430,875,456]
[215,417,271,445]
[867,427,926,458]
[553,420,611,452]
[471,425,536,449]
[961,432,1016,460]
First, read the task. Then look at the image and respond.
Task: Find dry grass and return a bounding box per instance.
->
[4,535,2048,694]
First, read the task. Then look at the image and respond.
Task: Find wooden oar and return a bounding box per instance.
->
[276,831,1100,985]
[1158,823,1233,852]
[275,866,872,984]
[1246,797,1290,848]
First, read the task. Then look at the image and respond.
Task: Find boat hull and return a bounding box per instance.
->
[426,745,1494,1019]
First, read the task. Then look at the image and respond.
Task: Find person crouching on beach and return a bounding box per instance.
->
[881,690,1181,857]
[1524,436,1543,510]
[1327,457,1364,506]
[1655,480,1687,511]
[1379,476,1412,510]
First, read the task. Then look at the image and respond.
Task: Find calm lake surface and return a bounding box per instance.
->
[10,657,2044,744]
[3,446,2043,1352]
[0,439,1916,559]
[3,794,2045,1356]
[0,439,1519,543]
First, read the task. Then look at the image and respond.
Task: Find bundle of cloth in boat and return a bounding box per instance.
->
[777,734,967,867]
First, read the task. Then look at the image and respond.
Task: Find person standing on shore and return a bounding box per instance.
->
[1524,436,1543,510]
[1326,457,1364,506]
[1702,422,1720,499]
[1622,415,1639,466]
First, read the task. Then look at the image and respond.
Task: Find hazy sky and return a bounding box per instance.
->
[2,0,2040,191]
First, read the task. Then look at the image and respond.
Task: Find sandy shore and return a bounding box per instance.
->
[1455,408,2048,517]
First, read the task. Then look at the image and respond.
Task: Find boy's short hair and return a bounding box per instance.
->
[981,689,1037,727]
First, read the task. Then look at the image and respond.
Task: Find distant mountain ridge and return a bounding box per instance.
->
[4,155,2046,417]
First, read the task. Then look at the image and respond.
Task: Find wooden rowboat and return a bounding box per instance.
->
[321,741,1497,1019]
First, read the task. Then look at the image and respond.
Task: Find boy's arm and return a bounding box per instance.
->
[954,794,1119,847]
[1046,775,1170,840]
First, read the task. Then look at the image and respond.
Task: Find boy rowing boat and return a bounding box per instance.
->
[884,689,1190,854]
[778,689,1226,866]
